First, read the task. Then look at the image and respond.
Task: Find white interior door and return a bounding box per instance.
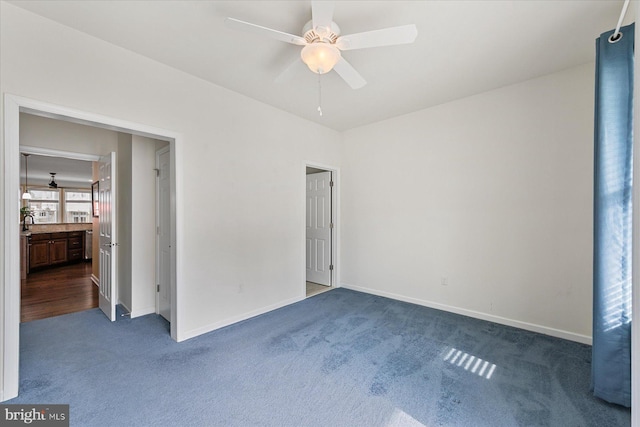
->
[99,152,117,321]
[156,146,171,321]
[306,171,332,286]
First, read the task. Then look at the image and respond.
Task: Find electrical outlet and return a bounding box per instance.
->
[441,277,448,286]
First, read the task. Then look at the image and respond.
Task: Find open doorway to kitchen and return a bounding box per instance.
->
[19,149,97,322]
[3,95,181,402]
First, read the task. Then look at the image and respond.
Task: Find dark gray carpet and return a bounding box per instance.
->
[9,288,630,426]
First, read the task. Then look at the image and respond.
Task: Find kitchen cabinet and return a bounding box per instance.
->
[49,234,68,265]
[67,231,84,262]
[29,234,52,270]
[28,231,85,273]
[20,235,27,281]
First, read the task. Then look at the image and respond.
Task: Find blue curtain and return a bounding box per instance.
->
[592,23,634,408]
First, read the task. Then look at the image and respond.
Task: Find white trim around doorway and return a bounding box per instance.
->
[2,94,184,402]
[303,162,340,297]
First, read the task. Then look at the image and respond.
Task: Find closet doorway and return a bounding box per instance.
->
[305,165,337,297]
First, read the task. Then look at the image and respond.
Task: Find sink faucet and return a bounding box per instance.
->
[22,213,34,231]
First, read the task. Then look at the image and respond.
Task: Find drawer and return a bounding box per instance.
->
[51,232,68,240]
[68,231,83,238]
[68,249,83,261]
[68,237,83,248]
[29,233,51,242]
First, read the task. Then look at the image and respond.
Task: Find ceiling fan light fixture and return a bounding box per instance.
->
[49,172,58,189]
[301,42,341,74]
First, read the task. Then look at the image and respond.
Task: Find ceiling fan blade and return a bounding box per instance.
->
[312,1,335,32]
[274,57,305,85]
[333,57,366,89]
[224,17,306,46]
[335,24,417,51]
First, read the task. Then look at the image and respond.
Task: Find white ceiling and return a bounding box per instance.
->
[9,1,627,131]
[20,154,93,189]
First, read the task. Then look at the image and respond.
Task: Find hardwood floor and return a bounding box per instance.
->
[306,281,331,297]
[21,261,98,323]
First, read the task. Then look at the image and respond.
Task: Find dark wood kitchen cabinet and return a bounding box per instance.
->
[29,235,51,270]
[28,231,85,273]
[66,231,84,262]
[49,233,69,265]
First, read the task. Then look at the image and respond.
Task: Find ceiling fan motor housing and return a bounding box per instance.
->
[302,20,340,44]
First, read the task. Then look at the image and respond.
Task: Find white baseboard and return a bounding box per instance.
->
[341,283,592,345]
[181,295,304,341]
[131,307,155,318]
[91,274,99,286]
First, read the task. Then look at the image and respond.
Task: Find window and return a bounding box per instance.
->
[28,189,60,224]
[24,187,92,224]
[65,189,92,223]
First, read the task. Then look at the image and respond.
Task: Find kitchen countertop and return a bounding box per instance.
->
[21,229,91,237]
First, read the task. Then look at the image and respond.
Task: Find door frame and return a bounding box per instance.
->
[155,145,171,320]
[2,94,183,401]
[303,162,340,295]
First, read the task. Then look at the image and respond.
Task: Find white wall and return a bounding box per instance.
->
[0,0,341,351]
[117,134,161,317]
[130,135,166,317]
[341,63,594,343]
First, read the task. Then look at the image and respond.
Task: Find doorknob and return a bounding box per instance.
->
[102,242,119,247]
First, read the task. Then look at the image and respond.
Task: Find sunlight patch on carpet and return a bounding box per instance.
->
[385,408,425,426]
[444,347,497,380]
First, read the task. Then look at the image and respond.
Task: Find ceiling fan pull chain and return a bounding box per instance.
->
[317,73,323,116]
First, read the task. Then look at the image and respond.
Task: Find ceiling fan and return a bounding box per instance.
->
[225,1,418,89]
[48,172,58,188]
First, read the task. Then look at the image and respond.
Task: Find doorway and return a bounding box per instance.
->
[305,165,337,297]
[19,149,98,323]
[2,95,181,401]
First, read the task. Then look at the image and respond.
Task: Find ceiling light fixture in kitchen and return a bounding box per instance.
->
[21,153,32,200]
[49,172,58,189]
